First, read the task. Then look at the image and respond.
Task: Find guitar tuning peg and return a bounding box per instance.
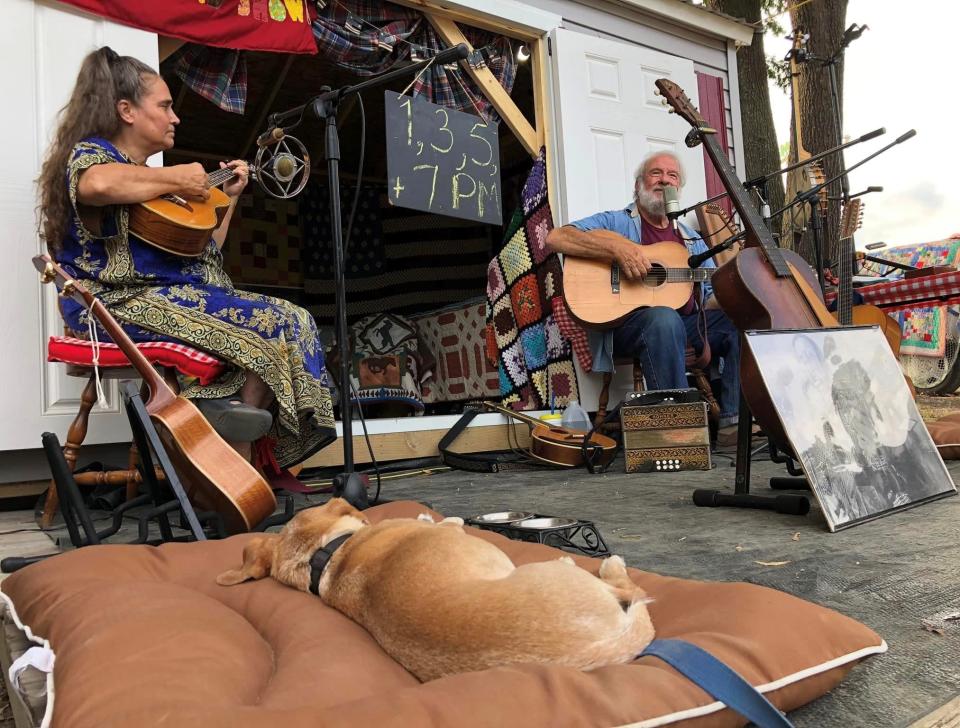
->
[667,108,674,114]
[654,88,661,96]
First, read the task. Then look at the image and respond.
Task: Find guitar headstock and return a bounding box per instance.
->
[806,163,829,213]
[654,79,715,134]
[32,254,95,309]
[839,199,864,240]
[703,203,740,233]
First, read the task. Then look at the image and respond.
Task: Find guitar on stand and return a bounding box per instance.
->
[780,26,825,266]
[655,78,838,448]
[832,200,915,396]
[33,255,277,534]
[655,78,834,516]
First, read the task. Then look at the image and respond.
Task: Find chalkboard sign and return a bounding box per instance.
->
[384,91,502,225]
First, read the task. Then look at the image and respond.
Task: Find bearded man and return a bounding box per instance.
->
[545,151,741,429]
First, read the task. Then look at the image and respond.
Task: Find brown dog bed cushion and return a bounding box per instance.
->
[1,500,884,728]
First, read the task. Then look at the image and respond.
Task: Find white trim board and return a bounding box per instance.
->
[334,410,549,436]
[606,0,754,45]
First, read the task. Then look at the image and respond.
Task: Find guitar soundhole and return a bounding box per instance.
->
[643,264,667,288]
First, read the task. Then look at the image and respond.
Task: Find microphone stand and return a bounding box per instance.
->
[264,43,470,509]
[669,127,885,220]
[767,129,916,291]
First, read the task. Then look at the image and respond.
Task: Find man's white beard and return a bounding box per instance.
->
[636,187,665,217]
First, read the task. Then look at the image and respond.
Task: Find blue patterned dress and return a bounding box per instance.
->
[56,137,336,467]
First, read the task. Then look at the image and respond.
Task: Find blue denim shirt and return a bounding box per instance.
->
[568,203,714,372]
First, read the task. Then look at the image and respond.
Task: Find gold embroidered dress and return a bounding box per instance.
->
[56,137,336,467]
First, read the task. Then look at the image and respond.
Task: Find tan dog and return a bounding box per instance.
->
[217,498,654,681]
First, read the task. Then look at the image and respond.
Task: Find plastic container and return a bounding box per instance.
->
[561,400,591,432]
[539,413,563,425]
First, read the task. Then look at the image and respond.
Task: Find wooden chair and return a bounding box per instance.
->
[42,333,228,528]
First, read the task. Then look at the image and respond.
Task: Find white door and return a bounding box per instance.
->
[548,28,706,410]
[0,0,157,452]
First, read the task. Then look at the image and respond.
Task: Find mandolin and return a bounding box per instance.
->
[128,165,240,257]
[655,78,839,447]
[33,255,277,534]
[481,402,617,468]
[562,241,715,328]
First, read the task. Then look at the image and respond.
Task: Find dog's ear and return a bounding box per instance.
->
[216,535,279,586]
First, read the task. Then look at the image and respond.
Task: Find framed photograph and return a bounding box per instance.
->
[745,326,957,531]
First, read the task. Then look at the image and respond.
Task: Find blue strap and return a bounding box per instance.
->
[641,639,794,728]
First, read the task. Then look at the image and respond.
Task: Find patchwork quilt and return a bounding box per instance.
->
[867,237,960,357]
[485,149,587,410]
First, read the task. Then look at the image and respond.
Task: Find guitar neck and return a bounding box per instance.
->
[205,164,242,189]
[697,132,792,278]
[483,402,543,429]
[87,299,174,407]
[838,236,854,325]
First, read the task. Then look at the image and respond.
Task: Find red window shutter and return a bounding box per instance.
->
[694,72,734,218]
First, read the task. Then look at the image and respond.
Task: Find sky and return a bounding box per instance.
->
[763,1,960,249]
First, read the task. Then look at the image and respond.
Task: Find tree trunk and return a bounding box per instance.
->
[708,0,785,222]
[790,0,848,269]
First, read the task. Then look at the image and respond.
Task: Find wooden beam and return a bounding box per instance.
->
[389,0,543,41]
[158,36,186,63]
[241,55,296,160]
[301,423,532,469]
[424,13,539,159]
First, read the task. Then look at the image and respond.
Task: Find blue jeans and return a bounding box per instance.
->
[612,307,741,424]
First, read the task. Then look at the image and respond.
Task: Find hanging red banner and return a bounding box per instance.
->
[58,0,317,54]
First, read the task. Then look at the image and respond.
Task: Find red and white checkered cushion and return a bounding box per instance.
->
[48,336,227,386]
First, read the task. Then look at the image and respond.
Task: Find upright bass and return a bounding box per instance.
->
[654,79,838,447]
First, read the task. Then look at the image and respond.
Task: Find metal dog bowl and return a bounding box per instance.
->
[472,511,535,525]
[514,517,578,530]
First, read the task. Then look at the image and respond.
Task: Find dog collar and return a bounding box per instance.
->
[308,533,352,596]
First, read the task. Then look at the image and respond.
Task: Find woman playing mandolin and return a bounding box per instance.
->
[36,46,337,467]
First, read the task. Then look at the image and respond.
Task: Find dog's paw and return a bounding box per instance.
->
[417,513,436,523]
[557,556,576,565]
[599,554,627,579]
[439,516,465,527]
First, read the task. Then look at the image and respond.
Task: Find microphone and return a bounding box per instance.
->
[272,153,297,182]
[663,185,681,231]
[896,129,917,144]
[692,489,810,515]
[256,126,286,147]
[858,127,885,143]
[687,230,745,269]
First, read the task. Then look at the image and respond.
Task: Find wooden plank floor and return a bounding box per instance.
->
[0,511,57,584]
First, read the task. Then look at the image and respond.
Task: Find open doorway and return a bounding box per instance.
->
[160,34,537,420]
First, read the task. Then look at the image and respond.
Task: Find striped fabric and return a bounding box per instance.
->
[48,336,227,386]
[300,181,494,322]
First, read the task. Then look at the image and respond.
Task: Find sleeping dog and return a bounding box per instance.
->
[217,498,654,681]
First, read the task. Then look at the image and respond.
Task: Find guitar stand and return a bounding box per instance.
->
[692,392,811,516]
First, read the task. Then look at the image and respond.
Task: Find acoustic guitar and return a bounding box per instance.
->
[128,164,241,258]
[655,78,839,448]
[833,200,915,396]
[562,241,715,328]
[33,255,277,534]
[481,402,617,468]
